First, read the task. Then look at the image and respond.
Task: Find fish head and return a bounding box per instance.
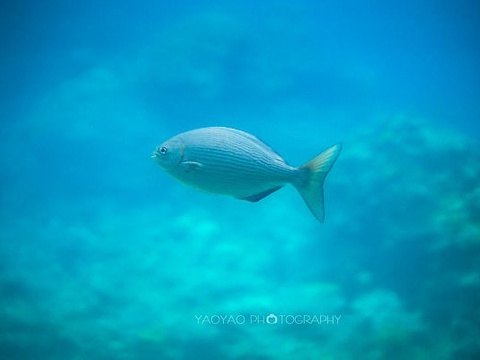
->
[152,137,184,172]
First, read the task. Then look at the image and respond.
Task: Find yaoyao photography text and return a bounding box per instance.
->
[194,313,342,325]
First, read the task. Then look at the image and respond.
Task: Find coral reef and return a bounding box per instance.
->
[2,117,479,359]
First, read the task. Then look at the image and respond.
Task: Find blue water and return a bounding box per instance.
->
[1,1,479,359]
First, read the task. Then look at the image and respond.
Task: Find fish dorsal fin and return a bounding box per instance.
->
[213,127,285,162]
[239,186,283,202]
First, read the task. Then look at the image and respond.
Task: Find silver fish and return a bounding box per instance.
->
[152,127,341,222]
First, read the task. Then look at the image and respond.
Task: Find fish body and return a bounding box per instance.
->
[152,127,341,222]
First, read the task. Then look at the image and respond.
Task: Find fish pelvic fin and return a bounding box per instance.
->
[295,144,342,222]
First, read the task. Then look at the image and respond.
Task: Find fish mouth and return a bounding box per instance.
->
[151,146,162,159]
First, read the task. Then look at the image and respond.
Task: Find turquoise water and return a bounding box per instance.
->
[1,1,479,359]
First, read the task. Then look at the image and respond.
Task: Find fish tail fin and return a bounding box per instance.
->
[294,144,342,222]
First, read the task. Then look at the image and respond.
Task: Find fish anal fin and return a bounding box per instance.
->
[239,186,282,202]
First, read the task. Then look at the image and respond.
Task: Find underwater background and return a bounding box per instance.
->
[1,0,479,359]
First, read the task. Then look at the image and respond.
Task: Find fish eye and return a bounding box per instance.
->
[160,146,168,155]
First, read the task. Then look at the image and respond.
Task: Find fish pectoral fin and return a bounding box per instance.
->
[239,186,282,202]
[180,161,204,173]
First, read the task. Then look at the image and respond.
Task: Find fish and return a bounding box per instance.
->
[152,127,341,222]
